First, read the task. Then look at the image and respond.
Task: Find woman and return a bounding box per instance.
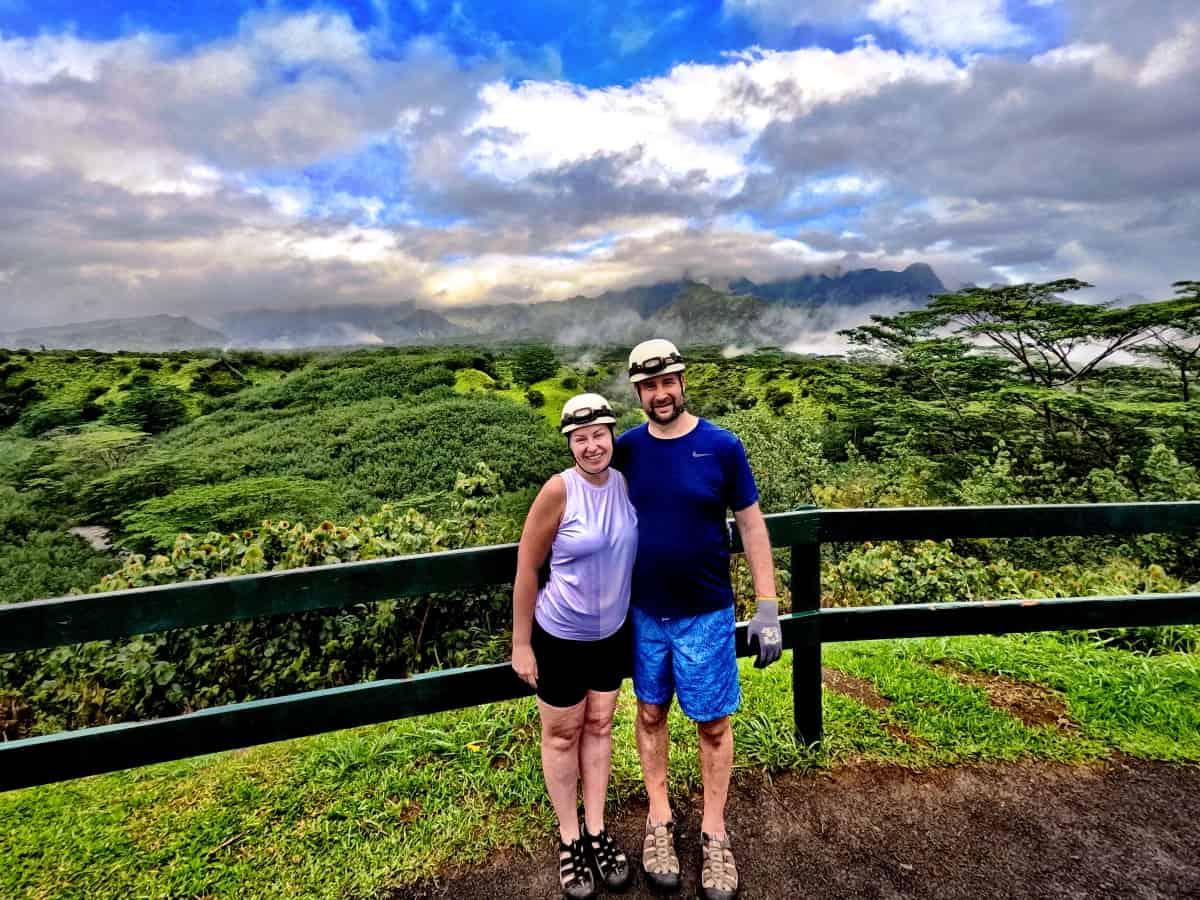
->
[512,392,638,899]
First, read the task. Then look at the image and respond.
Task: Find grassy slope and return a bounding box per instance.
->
[454,366,577,430]
[16,354,283,417]
[3,634,1198,899]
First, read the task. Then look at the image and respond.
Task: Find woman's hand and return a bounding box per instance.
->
[512,643,538,689]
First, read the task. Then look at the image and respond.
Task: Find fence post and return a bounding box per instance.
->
[791,539,822,746]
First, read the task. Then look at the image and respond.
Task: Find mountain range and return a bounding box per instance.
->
[0,264,945,351]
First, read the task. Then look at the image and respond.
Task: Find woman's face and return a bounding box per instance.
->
[569,424,613,474]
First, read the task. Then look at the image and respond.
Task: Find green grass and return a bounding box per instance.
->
[453,365,576,432]
[14,354,281,419]
[3,632,1198,898]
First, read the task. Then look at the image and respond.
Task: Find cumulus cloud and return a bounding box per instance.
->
[725,0,1032,50]
[748,22,1200,297]
[0,4,1197,331]
[467,42,960,188]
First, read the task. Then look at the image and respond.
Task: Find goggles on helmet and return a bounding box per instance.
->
[628,352,683,379]
[561,404,615,429]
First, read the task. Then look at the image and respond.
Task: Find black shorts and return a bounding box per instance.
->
[531,618,632,708]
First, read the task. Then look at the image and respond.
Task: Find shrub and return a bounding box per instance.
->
[80,395,564,523]
[513,345,558,386]
[0,529,115,605]
[822,540,1187,609]
[764,385,793,413]
[108,384,190,434]
[0,377,44,428]
[526,389,545,408]
[0,484,40,541]
[20,401,83,436]
[714,408,830,512]
[119,477,375,551]
[190,363,244,398]
[0,467,513,731]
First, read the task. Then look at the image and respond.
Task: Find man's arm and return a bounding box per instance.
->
[733,501,782,668]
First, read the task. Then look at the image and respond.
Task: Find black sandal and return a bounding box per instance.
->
[584,825,633,891]
[558,837,596,900]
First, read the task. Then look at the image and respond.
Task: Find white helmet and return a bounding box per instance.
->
[560,392,616,434]
[627,338,685,383]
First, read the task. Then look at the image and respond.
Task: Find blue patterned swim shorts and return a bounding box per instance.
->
[630,604,740,723]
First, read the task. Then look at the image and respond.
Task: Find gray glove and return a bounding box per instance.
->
[747,599,782,668]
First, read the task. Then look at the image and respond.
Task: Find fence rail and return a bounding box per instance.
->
[3,502,1199,793]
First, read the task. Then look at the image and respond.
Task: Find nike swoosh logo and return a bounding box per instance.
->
[692,451,713,458]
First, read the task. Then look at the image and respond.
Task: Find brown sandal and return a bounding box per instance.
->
[699,831,738,900]
[642,818,680,893]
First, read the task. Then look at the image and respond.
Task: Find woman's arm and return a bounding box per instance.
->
[512,475,566,688]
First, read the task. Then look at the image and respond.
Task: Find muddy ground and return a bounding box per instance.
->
[388,758,1200,899]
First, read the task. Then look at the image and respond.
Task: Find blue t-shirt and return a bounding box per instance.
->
[614,418,759,618]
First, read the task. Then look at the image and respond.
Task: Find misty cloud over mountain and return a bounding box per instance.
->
[0,264,943,353]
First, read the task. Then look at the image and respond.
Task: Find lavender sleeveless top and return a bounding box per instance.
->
[535,467,638,641]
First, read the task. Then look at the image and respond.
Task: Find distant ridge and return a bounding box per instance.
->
[8,264,945,350]
[218,301,464,348]
[729,263,945,307]
[0,314,228,352]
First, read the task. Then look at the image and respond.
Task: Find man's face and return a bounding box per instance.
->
[636,373,685,425]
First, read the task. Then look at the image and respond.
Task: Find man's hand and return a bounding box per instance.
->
[511,642,538,689]
[747,598,782,668]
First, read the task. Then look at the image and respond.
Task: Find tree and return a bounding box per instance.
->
[1132,281,1200,401]
[513,345,558,386]
[110,384,190,434]
[841,315,1009,413]
[921,279,1164,388]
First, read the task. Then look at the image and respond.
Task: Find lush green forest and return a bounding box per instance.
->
[1,279,1198,739]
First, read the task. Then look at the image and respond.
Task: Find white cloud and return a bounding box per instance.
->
[613,22,655,55]
[1,5,1197,329]
[241,10,371,70]
[867,0,1029,49]
[285,226,400,264]
[807,175,885,196]
[1139,20,1200,84]
[725,0,1031,49]
[467,43,961,190]
[0,30,156,84]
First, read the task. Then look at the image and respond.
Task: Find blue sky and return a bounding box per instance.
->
[0,0,1068,83]
[0,0,1197,333]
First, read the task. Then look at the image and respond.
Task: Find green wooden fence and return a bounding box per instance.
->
[3,502,1199,793]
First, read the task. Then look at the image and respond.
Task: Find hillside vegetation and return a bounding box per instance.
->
[1,280,1198,738]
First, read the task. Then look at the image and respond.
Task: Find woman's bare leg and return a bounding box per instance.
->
[579,689,620,834]
[538,697,587,842]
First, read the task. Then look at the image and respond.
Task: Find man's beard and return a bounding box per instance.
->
[647,394,685,424]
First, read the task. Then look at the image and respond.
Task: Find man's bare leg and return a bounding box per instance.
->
[635,699,673,824]
[697,715,733,837]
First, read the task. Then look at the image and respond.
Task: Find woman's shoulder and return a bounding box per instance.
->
[532,472,569,511]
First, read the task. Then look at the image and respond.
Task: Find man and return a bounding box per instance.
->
[614,338,782,900]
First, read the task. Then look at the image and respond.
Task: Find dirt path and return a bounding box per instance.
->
[387,759,1200,899]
